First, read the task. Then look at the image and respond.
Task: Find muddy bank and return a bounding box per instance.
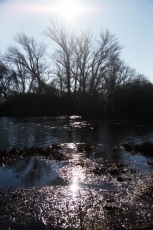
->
[0,143,153,229]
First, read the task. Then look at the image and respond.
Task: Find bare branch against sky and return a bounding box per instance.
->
[0,0,153,82]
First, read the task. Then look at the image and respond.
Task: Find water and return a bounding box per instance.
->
[1,116,153,149]
[0,116,153,189]
[1,116,153,229]
[0,156,67,189]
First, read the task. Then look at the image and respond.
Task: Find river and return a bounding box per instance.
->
[1,116,153,149]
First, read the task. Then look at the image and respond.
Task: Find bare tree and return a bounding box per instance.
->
[0,61,18,99]
[5,33,49,94]
[44,20,74,100]
[73,31,93,94]
[52,62,67,95]
[13,62,31,93]
[89,30,122,94]
[44,23,132,103]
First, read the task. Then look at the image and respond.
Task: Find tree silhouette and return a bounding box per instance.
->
[5,33,50,94]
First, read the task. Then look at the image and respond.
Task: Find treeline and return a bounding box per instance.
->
[0,20,153,118]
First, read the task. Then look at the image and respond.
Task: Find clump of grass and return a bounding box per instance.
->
[0,144,67,162]
[139,184,153,199]
[108,162,126,175]
[77,143,94,157]
[92,161,126,176]
[122,141,153,156]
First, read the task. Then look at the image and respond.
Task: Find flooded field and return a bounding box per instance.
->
[0,116,153,229]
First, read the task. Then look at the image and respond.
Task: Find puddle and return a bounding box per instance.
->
[0,156,67,189]
[77,182,117,190]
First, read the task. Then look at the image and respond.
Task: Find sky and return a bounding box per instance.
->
[0,0,153,82]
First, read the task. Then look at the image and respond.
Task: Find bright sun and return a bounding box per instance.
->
[57,0,81,20]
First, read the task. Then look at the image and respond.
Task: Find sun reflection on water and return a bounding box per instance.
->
[66,143,77,150]
[70,183,79,193]
[69,165,85,195]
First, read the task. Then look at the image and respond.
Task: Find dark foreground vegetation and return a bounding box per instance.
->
[0,20,153,118]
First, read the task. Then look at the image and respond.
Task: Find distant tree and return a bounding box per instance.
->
[5,33,50,94]
[104,59,136,105]
[112,74,153,117]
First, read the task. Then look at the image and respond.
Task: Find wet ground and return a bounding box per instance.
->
[0,143,153,229]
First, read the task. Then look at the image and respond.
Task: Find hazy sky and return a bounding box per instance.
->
[0,0,153,82]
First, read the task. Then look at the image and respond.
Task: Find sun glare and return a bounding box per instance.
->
[57,0,81,20]
[70,183,79,193]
